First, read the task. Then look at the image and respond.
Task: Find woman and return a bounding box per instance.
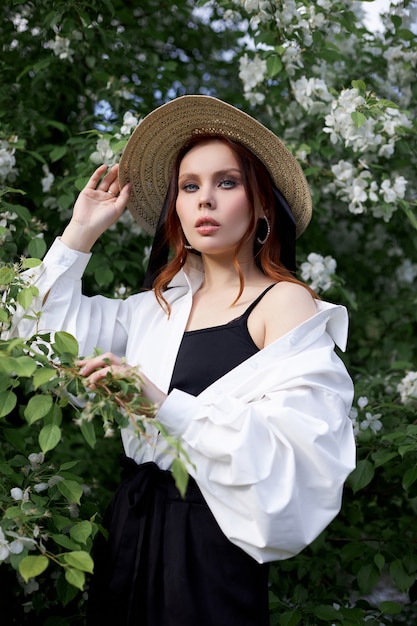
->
[10,96,355,625]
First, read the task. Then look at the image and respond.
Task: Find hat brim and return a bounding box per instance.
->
[118,95,312,238]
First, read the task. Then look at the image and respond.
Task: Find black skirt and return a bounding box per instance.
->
[87,456,270,626]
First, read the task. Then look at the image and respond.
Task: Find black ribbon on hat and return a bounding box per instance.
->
[271,185,296,275]
[142,185,297,289]
[142,197,170,289]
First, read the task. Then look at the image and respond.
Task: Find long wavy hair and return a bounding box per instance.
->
[152,134,315,313]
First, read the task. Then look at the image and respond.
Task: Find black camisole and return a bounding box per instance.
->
[169,284,276,396]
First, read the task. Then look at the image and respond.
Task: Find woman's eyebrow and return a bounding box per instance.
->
[178,168,242,181]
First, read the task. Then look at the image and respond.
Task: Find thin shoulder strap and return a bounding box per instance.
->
[241,283,276,321]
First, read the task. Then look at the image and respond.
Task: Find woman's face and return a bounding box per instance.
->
[176,139,260,258]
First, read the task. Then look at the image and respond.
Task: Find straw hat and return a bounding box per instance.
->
[118,95,312,238]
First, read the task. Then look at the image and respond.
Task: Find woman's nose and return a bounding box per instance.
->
[198,187,214,209]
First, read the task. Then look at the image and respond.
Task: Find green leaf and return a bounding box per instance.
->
[52,514,75,532]
[313,604,342,620]
[390,15,402,30]
[17,287,36,310]
[266,55,282,78]
[56,571,79,606]
[80,419,96,449]
[33,367,57,390]
[351,79,366,92]
[403,466,417,491]
[374,553,385,572]
[351,111,367,128]
[51,533,81,551]
[10,356,37,377]
[52,332,79,358]
[39,423,61,453]
[396,28,416,41]
[27,237,47,259]
[278,610,302,625]
[379,601,403,615]
[398,443,416,457]
[63,550,94,573]
[357,563,380,594]
[59,460,79,471]
[0,266,15,285]
[94,267,114,287]
[70,521,93,545]
[171,457,189,498]
[4,506,22,519]
[65,567,86,591]
[0,390,17,418]
[57,479,83,504]
[348,459,374,493]
[371,450,398,468]
[24,394,53,424]
[50,145,68,162]
[390,559,415,592]
[19,555,49,582]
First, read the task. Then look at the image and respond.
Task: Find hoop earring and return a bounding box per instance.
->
[256,215,271,245]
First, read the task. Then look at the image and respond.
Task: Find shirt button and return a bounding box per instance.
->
[289,336,297,345]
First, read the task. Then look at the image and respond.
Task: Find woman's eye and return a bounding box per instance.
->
[182,183,198,191]
[219,179,236,188]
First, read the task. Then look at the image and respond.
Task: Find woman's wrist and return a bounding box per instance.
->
[61,221,98,253]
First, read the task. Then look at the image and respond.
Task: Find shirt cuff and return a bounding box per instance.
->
[156,388,199,438]
[44,238,92,279]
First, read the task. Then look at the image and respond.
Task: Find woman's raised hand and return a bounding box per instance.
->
[61,164,131,252]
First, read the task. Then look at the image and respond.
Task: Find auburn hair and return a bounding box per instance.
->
[153,134,316,313]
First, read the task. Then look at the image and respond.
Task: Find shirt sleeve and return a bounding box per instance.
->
[5,238,129,357]
[156,329,356,564]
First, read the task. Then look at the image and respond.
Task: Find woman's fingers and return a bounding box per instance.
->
[83,163,131,210]
[85,164,109,190]
[78,352,121,375]
[97,164,119,195]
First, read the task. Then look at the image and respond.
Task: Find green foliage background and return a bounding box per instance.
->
[1,0,417,624]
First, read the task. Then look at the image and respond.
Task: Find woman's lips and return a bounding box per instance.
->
[195,217,220,234]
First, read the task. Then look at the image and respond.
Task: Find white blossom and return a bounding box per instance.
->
[0,211,18,244]
[360,412,383,434]
[6,531,36,554]
[0,528,10,561]
[380,176,407,204]
[11,14,29,32]
[281,41,304,75]
[300,252,337,292]
[244,91,266,106]
[291,76,332,114]
[0,141,17,181]
[397,371,417,406]
[24,579,40,595]
[90,138,115,165]
[349,408,360,437]
[33,482,49,493]
[120,111,139,135]
[41,164,54,193]
[10,487,29,501]
[357,396,368,409]
[396,259,417,285]
[28,452,44,470]
[323,88,411,154]
[328,159,407,220]
[47,35,75,62]
[239,53,267,94]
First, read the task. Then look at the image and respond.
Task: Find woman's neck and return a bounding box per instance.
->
[199,253,264,291]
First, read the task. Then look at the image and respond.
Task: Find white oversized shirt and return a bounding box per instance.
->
[8,238,356,563]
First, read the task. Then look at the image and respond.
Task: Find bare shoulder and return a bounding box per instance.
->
[258,281,317,347]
